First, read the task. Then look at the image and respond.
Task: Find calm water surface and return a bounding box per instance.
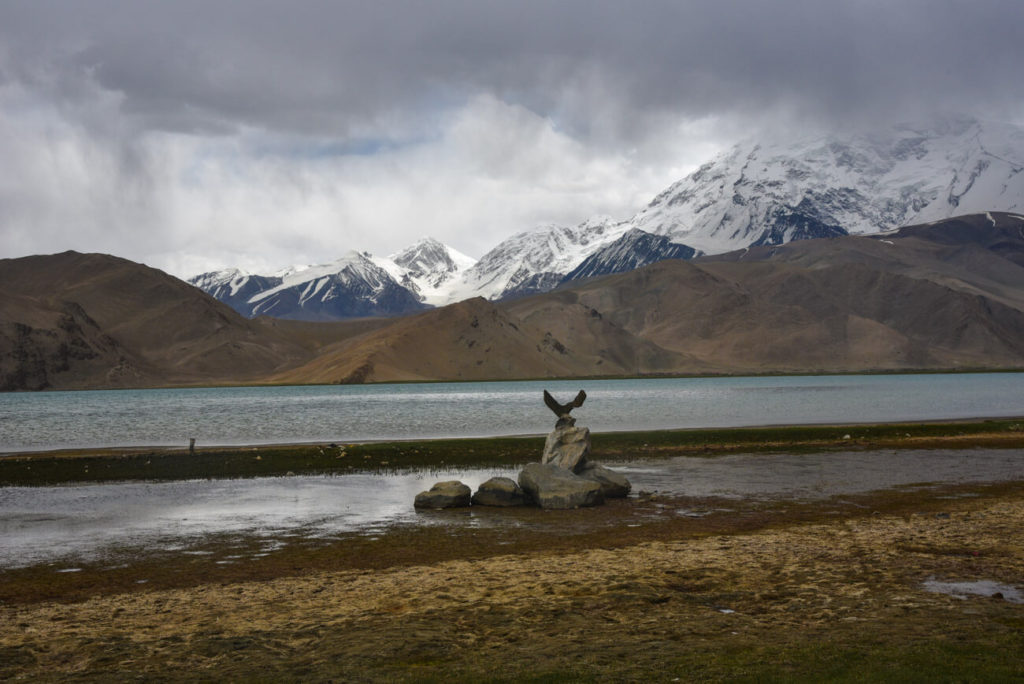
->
[2,373,1023,452]
[2,448,1022,569]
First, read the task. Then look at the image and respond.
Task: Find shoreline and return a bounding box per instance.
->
[9,365,1024,394]
[2,417,1023,486]
[5,413,1024,457]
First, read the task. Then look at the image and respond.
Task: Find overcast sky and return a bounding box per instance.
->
[2,0,1023,277]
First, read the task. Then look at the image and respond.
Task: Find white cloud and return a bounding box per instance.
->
[1,81,725,277]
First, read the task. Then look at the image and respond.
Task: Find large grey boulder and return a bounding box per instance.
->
[576,463,631,498]
[518,463,604,510]
[414,480,471,509]
[541,421,591,471]
[471,476,529,507]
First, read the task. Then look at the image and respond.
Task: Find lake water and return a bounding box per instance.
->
[3,447,1022,569]
[2,373,1023,452]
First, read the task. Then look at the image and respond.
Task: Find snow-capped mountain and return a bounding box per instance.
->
[561,228,702,283]
[189,240,473,320]
[387,237,476,305]
[245,251,429,320]
[188,268,283,315]
[442,216,635,302]
[436,119,1024,302]
[631,117,1024,253]
[192,117,1024,319]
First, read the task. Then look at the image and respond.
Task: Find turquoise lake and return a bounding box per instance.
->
[2,373,1023,452]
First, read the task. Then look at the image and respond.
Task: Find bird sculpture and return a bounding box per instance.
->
[543,389,586,427]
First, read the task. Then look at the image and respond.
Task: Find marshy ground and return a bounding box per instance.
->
[1,420,1023,681]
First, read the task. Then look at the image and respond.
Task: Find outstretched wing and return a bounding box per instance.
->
[571,390,586,409]
[544,389,586,417]
[543,390,563,416]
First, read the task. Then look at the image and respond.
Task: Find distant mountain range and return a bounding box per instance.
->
[191,117,1024,321]
[190,250,431,321]
[4,212,1024,390]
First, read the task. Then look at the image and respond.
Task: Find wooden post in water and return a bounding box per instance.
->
[189,438,196,455]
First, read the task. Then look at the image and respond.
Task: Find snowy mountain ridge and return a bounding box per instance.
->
[631,117,1024,253]
[188,239,474,320]
[561,228,702,283]
[191,117,1024,320]
[443,216,634,302]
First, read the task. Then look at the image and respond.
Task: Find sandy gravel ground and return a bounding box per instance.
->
[2,489,1023,681]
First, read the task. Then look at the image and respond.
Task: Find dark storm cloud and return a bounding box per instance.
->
[4,0,1023,142]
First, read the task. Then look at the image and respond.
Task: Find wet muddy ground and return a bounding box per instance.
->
[4,448,1023,571]
[2,425,1023,681]
[2,481,1023,680]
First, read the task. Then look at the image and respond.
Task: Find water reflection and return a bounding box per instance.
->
[1,448,1021,569]
[923,578,1024,604]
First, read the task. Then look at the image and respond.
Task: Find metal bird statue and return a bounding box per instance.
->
[543,389,586,427]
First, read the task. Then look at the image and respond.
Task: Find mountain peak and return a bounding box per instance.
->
[388,237,476,304]
[630,117,1024,254]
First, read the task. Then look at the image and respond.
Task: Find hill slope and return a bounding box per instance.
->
[0,252,323,390]
[4,214,1023,390]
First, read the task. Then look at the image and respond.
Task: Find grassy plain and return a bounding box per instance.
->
[1,419,1023,681]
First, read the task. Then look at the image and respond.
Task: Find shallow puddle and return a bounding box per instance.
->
[922,578,1024,603]
[1,447,1021,569]
[618,447,1024,499]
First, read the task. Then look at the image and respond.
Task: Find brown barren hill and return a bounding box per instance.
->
[557,213,1024,373]
[269,296,660,384]
[0,251,317,390]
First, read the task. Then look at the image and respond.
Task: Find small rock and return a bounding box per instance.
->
[414,480,472,509]
[472,477,528,507]
[576,463,631,498]
[518,463,604,510]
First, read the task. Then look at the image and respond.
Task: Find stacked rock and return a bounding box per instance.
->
[413,389,630,510]
[518,393,631,508]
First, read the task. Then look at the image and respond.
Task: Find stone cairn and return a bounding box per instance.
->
[414,389,631,510]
